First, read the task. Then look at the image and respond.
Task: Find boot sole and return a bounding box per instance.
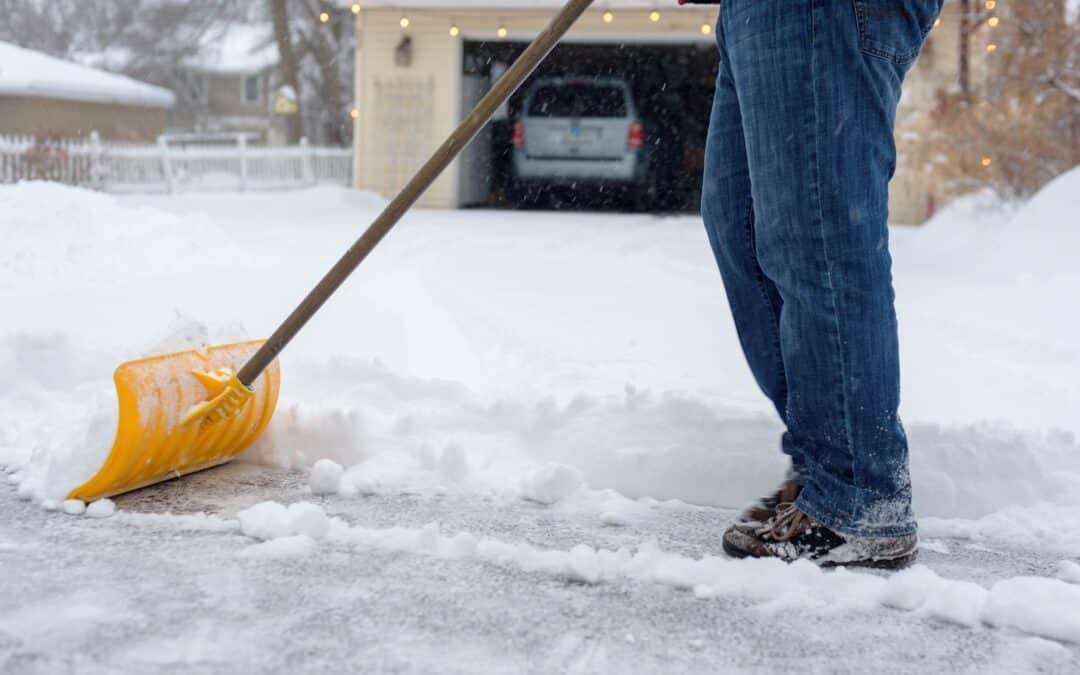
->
[722,534,919,570]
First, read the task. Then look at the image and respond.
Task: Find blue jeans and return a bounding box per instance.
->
[702,0,942,537]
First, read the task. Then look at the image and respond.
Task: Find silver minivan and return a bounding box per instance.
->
[511,77,651,202]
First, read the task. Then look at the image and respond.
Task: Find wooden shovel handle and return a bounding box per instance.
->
[237,0,596,386]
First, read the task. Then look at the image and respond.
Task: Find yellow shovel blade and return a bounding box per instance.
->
[67,340,280,502]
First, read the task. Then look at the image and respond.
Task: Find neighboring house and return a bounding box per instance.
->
[0,41,175,141]
[177,23,286,144]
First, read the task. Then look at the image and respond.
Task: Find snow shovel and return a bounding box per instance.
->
[67,0,597,502]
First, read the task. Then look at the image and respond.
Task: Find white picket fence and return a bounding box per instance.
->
[0,133,352,193]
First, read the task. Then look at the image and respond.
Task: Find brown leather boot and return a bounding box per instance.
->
[735,479,801,527]
[723,503,919,569]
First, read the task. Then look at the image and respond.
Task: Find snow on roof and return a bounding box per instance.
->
[185,23,279,75]
[0,41,175,109]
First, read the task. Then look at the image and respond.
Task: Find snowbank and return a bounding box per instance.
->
[0,182,225,290]
[3,173,1079,545]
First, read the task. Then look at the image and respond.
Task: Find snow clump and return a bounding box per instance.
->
[62,499,86,516]
[1058,560,1080,584]
[85,499,116,519]
[521,463,584,505]
[309,459,344,495]
[237,501,330,542]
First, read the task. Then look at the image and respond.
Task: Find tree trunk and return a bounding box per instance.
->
[271,0,304,144]
[959,0,971,100]
[303,26,348,147]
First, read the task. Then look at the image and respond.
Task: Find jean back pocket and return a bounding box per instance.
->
[853,0,943,66]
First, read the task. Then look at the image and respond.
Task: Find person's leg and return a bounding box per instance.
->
[721,0,940,538]
[701,16,805,478]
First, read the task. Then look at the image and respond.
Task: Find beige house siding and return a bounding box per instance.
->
[0,97,166,141]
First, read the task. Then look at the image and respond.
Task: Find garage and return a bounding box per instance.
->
[351,2,721,211]
[459,40,718,211]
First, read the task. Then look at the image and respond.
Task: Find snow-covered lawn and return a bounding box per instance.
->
[2,172,1079,672]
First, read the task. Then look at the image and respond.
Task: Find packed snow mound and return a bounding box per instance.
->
[998,167,1080,250]
[521,463,584,505]
[0,182,226,289]
[309,459,345,495]
[85,498,116,519]
[236,501,330,541]
[913,166,1080,278]
[246,354,1080,518]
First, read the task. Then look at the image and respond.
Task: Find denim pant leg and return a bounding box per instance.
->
[714,0,937,537]
[701,26,804,477]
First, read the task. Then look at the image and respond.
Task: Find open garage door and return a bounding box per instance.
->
[460,40,719,213]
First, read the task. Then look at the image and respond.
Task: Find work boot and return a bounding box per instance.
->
[735,479,802,528]
[723,503,918,569]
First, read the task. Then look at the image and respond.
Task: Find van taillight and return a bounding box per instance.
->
[512,121,525,148]
[627,121,645,150]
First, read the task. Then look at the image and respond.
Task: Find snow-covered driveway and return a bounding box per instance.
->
[3,174,1080,672]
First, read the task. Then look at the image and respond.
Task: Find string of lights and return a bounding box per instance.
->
[325,3,715,37]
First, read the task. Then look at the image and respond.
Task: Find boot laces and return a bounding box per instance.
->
[756,503,813,542]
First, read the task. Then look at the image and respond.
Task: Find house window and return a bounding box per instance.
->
[244,75,261,104]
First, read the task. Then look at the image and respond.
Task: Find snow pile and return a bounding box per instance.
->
[309,459,344,495]
[922,503,1080,557]
[234,501,334,560]
[253,357,1080,520]
[0,183,225,290]
[85,498,115,519]
[521,463,583,505]
[1060,560,1080,584]
[237,501,330,541]
[983,578,1080,645]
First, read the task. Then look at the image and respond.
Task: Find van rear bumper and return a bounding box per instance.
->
[512,152,642,183]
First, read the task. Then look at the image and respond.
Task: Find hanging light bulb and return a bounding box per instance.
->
[701,23,713,35]
[449,24,460,37]
[497,25,508,39]
[986,43,997,52]
[981,157,993,167]
[985,0,996,9]
[399,16,410,29]
[650,11,661,23]
[933,17,942,28]
[988,16,999,27]
[351,3,360,14]
[350,108,360,120]
[319,11,330,23]
[603,10,614,24]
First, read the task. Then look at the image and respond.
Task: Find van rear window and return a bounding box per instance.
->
[527,85,627,118]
